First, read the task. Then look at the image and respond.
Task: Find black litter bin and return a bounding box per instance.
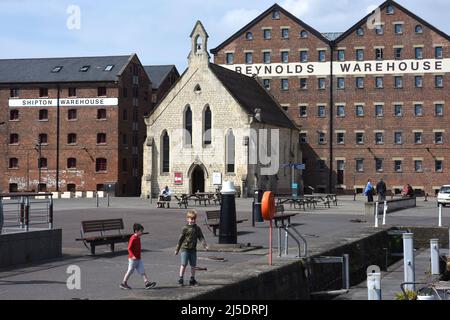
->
[252,189,264,225]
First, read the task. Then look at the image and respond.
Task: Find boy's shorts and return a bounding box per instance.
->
[127,259,146,275]
[180,250,197,267]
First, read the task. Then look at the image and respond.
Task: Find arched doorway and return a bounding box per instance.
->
[191,165,205,193]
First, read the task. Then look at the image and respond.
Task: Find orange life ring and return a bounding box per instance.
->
[261,191,275,220]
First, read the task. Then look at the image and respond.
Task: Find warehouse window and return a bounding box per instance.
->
[97,108,107,120]
[226,53,234,65]
[10,88,19,98]
[10,109,19,121]
[97,87,107,97]
[415,25,423,34]
[68,87,77,97]
[38,157,47,169]
[356,27,364,36]
[104,65,114,71]
[300,30,308,38]
[9,158,18,169]
[67,133,77,144]
[67,158,77,169]
[272,10,280,19]
[245,32,253,40]
[10,133,19,144]
[96,158,107,172]
[39,88,48,97]
[39,109,48,120]
[97,133,107,144]
[68,109,77,120]
[38,133,48,144]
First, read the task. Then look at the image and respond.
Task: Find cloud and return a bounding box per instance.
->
[280,0,311,17]
[218,8,261,31]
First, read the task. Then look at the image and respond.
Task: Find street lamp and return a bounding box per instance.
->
[35,141,42,191]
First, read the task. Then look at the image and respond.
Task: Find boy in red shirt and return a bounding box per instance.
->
[120,223,156,290]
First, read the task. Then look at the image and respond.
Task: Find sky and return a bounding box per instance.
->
[0,0,449,72]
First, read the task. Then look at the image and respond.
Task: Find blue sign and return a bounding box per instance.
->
[292,183,298,189]
[282,163,306,170]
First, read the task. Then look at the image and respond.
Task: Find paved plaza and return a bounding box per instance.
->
[0,195,449,300]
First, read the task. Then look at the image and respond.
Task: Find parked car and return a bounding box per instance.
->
[437,185,450,207]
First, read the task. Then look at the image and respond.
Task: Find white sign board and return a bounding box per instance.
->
[221,59,450,77]
[8,97,119,108]
[212,172,222,185]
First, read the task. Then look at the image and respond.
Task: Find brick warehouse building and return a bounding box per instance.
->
[212,0,450,195]
[0,54,162,196]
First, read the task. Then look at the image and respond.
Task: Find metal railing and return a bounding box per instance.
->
[0,193,53,233]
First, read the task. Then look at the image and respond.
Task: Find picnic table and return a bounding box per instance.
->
[276,196,307,210]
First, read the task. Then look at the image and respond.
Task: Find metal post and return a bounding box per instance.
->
[431,239,440,275]
[219,181,237,244]
[277,227,282,257]
[107,193,110,207]
[96,192,99,208]
[0,197,3,234]
[20,196,25,228]
[403,233,415,291]
[343,254,350,290]
[25,196,30,232]
[284,226,289,255]
[48,196,53,229]
[367,265,381,300]
[382,201,387,225]
[439,204,442,227]
[374,202,379,228]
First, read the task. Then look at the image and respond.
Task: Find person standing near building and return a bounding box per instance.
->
[376,178,387,202]
[174,210,208,286]
[364,179,374,203]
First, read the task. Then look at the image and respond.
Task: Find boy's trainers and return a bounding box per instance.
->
[178,278,184,286]
[189,278,199,286]
[120,282,132,290]
[145,281,156,290]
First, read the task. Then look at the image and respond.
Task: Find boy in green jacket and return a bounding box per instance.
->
[175,210,208,286]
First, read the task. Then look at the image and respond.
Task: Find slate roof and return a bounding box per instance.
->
[210,3,330,54]
[209,63,297,129]
[144,65,178,89]
[0,55,134,84]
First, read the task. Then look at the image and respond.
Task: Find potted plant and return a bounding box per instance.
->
[395,289,417,300]
[416,288,435,300]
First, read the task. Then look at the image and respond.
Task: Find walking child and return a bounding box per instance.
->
[174,210,208,286]
[120,223,156,290]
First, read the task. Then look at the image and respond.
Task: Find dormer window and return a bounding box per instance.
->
[245,32,253,40]
[79,65,90,72]
[272,10,280,20]
[51,66,63,73]
[104,65,114,71]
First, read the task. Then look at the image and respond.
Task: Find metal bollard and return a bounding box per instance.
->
[367,265,381,300]
[403,233,415,291]
[48,196,54,229]
[107,193,110,207]
[343,254,350,290]
[382,201,387,225]
[20,196,25,228]
[25,197,30,232]
[96,192,99,208]
[439,204,442,227]
[374,202,379,227]
[431,239,440,275]
[0,197,3,235]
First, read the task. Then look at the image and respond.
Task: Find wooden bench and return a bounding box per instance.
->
[157,195,171,208]
[75,218,145,255]
[204,210,248,236]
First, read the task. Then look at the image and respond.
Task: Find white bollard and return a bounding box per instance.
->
[431,239,440,275]
[403,233,415,292]
[374,202,379,227]
[439,204,442,227]
[382,201,387,225]
[367,265,381,300]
